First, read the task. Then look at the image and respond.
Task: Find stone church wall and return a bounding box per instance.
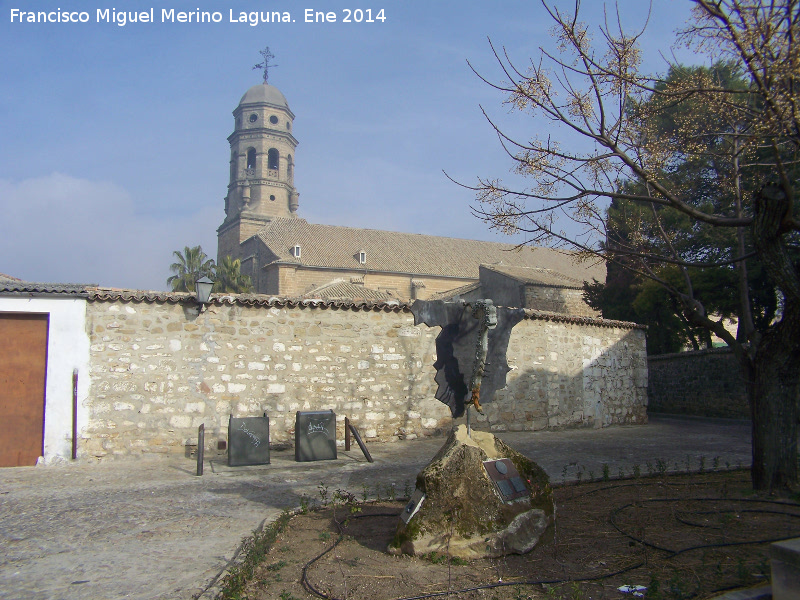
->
[267,264,477,300]
[81,295,647,459]
[524,286,598,318]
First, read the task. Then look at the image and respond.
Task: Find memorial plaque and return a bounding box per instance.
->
[511,476,527,492]
[483,458,529,502]
[228,415,270,467]
[400,489,426,524]
[295,410,337,462]
[497,479,514,497]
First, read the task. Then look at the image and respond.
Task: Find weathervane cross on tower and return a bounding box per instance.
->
[253,47,278,84]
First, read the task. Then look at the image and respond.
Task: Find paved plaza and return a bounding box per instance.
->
[0,415,752,600]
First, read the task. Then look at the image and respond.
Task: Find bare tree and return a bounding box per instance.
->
[467,0,799,491]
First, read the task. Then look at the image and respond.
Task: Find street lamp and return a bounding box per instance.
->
[195,276,214,307]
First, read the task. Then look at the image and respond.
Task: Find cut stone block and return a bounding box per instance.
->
[771,537,800,600]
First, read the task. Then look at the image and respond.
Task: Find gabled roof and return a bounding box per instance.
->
[481,264,585,289]
[427,281,481,300]
[255,218,604,282]
[0,272,23,283]
[300,279,395,301]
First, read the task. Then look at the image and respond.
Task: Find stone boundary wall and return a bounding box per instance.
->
[647,348,748,418]
[82,294,647,459]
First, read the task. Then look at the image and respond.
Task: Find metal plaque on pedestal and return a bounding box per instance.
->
[483,458,529,503]
[295,410,337,462]
[228,414,270,467]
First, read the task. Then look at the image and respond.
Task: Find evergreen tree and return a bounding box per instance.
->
[585,62,789,355]
[213,256,253,293]
[167,246,215,292]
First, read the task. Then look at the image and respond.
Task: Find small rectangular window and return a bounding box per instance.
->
[358,251,366,265]
[292,245,301,258]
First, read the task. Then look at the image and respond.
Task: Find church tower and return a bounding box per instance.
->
[217,58,299,262]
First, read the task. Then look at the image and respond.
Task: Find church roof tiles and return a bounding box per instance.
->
[256,218,604,282]
[480,264,586,288]
[0,272,23,283]
[427,282,482,300]
[300,279,396,301]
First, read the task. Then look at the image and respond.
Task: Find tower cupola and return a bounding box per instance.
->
[225,82,299,220]
[217,48,300,263]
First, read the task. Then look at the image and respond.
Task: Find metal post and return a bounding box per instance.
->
[72,369,79,460]
[345,416,351,451]
[466,405,471,438]
[348,421,373,463]
[196,424,205,476]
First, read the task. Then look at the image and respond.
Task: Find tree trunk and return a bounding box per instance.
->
[748,337,800,492]
[748,184,800,492]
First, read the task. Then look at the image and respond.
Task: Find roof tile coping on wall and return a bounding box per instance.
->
[83,288,646,329]
[0,281,98,296]
[520,308,646,329]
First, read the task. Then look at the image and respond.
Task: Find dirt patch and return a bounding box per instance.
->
[236,471,800,600]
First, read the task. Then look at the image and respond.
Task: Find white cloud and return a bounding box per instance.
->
[0,173,219,291]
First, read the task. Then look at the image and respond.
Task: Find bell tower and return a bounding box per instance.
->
[217,49,299,262]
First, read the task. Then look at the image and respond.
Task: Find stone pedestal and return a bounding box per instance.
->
[771,537,800,600]
[390,425,554,559]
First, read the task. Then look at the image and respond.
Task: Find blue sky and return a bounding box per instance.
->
[1,1,697,290]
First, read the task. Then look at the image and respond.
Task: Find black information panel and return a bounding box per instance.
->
[295,410,337,462]
[228,415,270,467]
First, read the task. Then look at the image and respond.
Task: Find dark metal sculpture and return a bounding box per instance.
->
[410,299,525,418]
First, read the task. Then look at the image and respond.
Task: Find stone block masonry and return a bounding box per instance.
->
[524,286,597,318]
[482,313,648,431]
[82,294,647,459]
[647,348,748,419]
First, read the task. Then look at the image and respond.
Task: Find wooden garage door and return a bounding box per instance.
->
[0,313,48,467]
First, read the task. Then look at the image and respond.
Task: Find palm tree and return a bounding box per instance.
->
[214,255,253,293]
[167,246,215,292]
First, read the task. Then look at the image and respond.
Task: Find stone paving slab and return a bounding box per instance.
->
[0,415,752,600]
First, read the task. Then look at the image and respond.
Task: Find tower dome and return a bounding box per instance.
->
[238,83,289,109]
